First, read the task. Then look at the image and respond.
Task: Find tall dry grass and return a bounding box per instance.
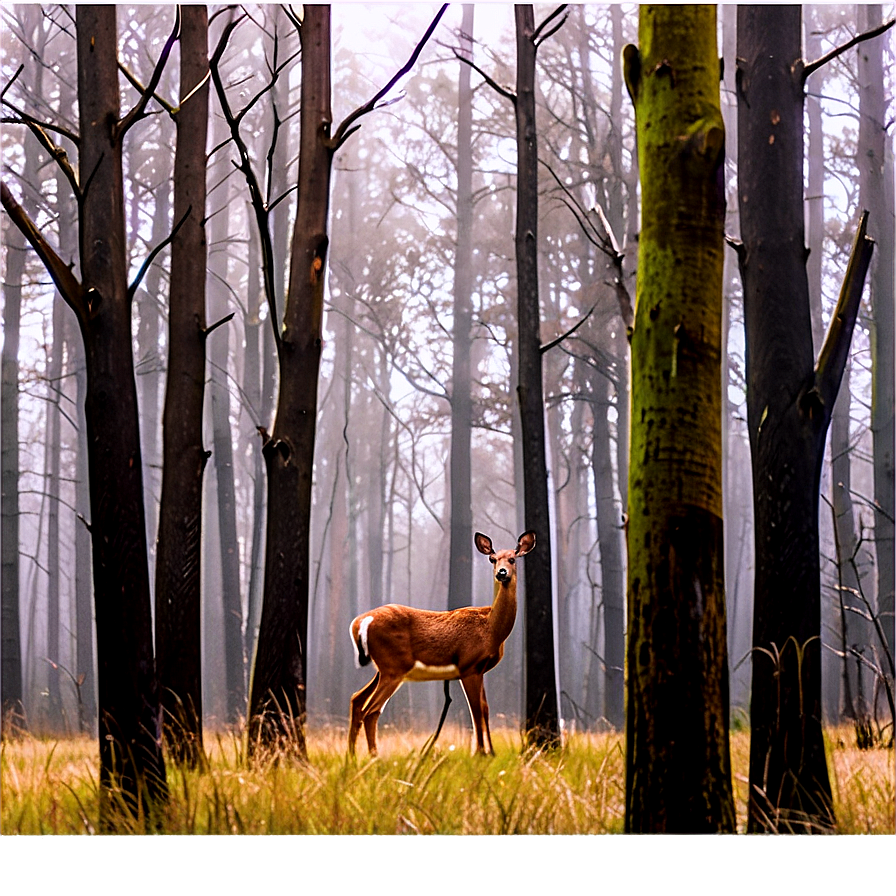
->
[1,723,892,834]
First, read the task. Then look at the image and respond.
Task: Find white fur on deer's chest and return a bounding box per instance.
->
[404,661,460,681]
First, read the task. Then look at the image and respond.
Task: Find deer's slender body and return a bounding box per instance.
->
[348,531,535,755]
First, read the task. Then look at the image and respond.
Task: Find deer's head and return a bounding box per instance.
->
[474,530,536,586]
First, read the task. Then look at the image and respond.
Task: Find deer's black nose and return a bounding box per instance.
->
[496,567,510,581]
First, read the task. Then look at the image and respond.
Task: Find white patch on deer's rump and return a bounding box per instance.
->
[404,661,460,681]
[359,616,374,655]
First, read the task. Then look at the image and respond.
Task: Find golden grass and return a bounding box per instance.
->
[1,723,892,834]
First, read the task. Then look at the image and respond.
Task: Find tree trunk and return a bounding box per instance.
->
[447,3,475,613]
[623,4,734,833]
[858,3,895,674]
[736,5,873,832]
[830,369,866,720]
[76,5,167,820]
[44,290,65,732]
[249,5,334,757]
[155,3,209,766]
[591,371,625,730]
[1,210,26,735]
[514,5,560,750]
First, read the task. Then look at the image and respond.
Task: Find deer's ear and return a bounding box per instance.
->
[474,532,494,555]
[516,531,536,556]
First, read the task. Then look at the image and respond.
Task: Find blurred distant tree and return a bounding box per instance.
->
[622,4,734,833]
[447,3,476,614]
[857,4,895,677]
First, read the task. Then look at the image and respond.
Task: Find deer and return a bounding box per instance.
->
[348,530,536,757]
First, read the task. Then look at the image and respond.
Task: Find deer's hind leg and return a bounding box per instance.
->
[349,673,379,756]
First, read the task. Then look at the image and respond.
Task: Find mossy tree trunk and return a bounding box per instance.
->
[622,4,735,833]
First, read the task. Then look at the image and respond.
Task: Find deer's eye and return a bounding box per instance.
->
[490,557,496,564]
[508,557,515,564]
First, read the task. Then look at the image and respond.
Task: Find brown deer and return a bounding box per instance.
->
[348,530,535,756]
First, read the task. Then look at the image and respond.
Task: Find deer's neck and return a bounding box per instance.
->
[488,579,518,644]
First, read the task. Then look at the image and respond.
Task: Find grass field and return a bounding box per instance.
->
[1,723,893,835]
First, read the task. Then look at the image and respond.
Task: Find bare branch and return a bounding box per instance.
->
[204,312,235,338]
[532,4,569,48]
[209,9,283,357]
[541,304,597,354]
[802,17,895,82]
[455,53,516,104]
[1,179,84,318]
[128,205,191,301]
[117,61,176,116]
[116,6,181,139]
[328,3,449,150]
[2,113,80,197]
[814,210,874,411]
[1,63,24,103]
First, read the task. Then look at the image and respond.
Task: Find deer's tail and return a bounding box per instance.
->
[350,616,373,668]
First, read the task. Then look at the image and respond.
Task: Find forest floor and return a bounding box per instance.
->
[1,724,892,834]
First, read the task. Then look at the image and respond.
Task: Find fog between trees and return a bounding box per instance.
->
[1,2,893,832]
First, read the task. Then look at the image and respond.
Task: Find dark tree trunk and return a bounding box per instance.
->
[514,5,560,749]
[447,3,475,613]
[155,4,209,766]
[736,5,873,833]
[249,5,334,757]
[623,4,734,833]
[76,5,166,821]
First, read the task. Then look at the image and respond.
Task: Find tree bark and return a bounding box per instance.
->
[514,5,560,750]
[249,5,334,757]
[154,3,210,765]
[736,5,873,832]
[623,4,734,833]
[77,5,167,821]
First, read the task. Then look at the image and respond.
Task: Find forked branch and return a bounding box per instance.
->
[209,9,282,356]
[1,179,84,318]
[116,6,182,139]
[814,210,874,411]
